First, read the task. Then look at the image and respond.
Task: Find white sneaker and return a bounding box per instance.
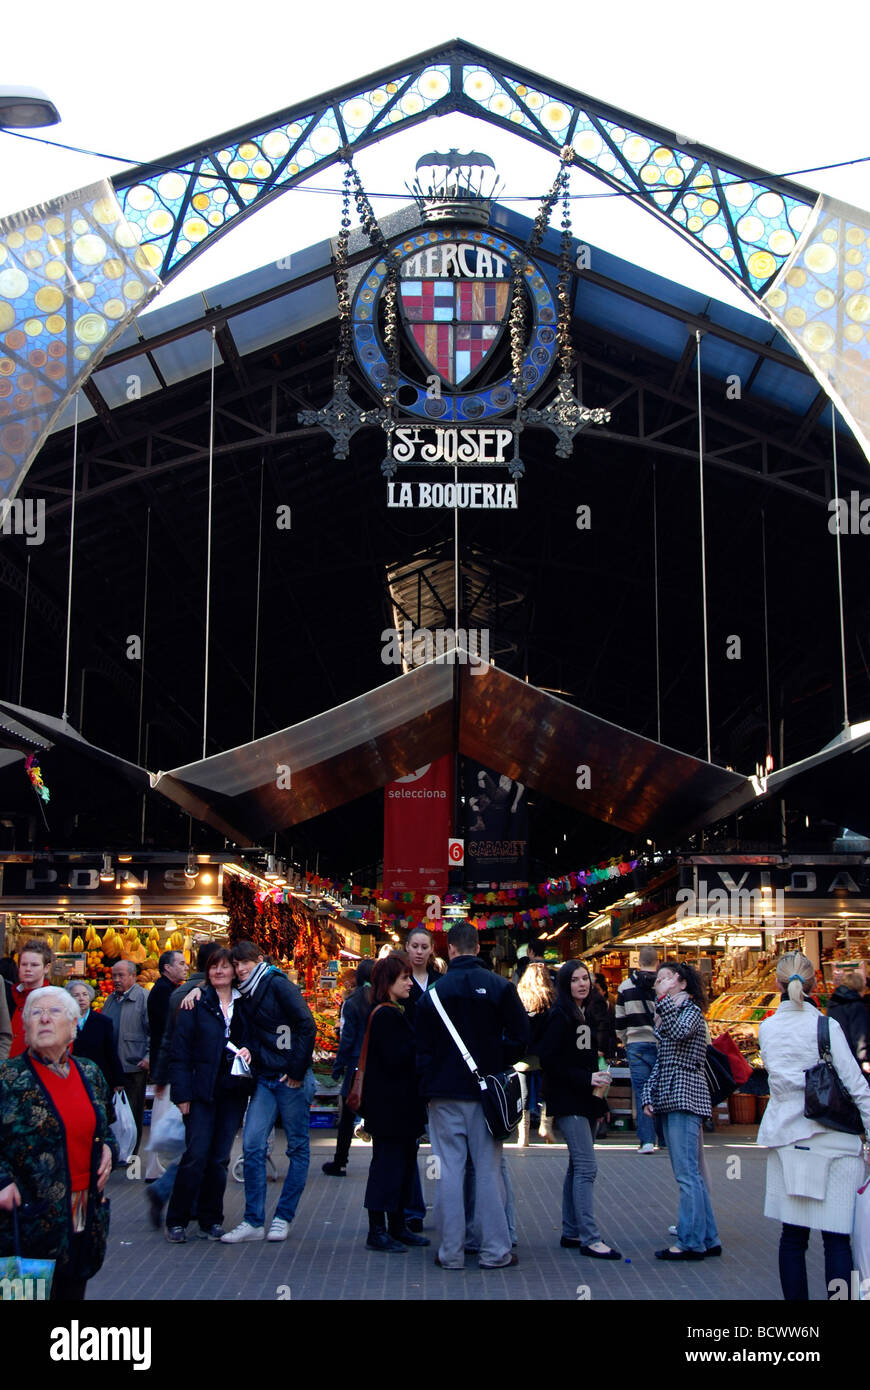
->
[267,1217,290,1242]
[668,1224,678,1236]
[220,1221,265,1243]
[638,1142,656,1154]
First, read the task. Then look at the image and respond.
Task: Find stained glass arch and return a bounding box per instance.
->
[1,37,869,499]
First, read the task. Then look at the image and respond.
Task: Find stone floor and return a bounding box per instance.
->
[85,1126,824,1302]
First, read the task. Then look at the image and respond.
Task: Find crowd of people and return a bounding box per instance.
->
[1,928,870,1300]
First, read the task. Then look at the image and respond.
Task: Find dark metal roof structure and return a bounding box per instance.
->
[1,197,869,876]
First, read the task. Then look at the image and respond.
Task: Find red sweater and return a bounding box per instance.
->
[9,985,41,1058]
[32,1057,96,1191]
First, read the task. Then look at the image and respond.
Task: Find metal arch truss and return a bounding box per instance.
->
[112,40,817,302]
[28,348,863,518]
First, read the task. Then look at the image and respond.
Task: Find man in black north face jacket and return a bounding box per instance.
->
[415,922,528,1271]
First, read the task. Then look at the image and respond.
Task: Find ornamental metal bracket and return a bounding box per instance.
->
[523,372,612,459]
[298,374,388,460]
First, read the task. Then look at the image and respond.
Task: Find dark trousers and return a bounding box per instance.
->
[122,1069,147,1153]
[364,1135,418,1219]
[332,1096,358,1168]
[405,1150,425,1221]
[778,1223,853,1300]
[166,1091,248,1231]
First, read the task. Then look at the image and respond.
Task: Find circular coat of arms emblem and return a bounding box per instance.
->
[351,225,559,422]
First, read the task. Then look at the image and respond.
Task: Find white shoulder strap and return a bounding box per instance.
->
[430,986,486,1091]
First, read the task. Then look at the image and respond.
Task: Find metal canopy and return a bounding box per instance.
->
[0,701,150,788]
[152,659,456,840]
[149,652,753,842]
[458,661,751,837]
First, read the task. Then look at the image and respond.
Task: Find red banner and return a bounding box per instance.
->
[383,756,452,894]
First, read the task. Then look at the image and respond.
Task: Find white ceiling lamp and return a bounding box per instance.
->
[0,85,61,128]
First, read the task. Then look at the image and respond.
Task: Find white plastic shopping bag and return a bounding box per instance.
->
[110,1090,138,1164]
[146,1098,186,1158]
[853,1174,870,1290]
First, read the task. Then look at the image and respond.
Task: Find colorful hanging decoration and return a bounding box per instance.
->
[24,753,50,803]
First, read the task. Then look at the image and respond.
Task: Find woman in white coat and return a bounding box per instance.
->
[758,951,870,1300]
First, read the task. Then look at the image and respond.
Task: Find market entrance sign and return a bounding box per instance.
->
[387,480,518,509]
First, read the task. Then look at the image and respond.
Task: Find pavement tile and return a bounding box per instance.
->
[86,1131,824,1302]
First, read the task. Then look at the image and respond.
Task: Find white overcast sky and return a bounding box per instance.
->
[1,0,868,320]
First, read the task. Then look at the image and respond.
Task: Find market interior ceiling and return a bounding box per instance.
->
[1,200,869,877]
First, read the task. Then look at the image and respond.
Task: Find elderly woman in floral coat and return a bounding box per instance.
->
[0,985,117,1300]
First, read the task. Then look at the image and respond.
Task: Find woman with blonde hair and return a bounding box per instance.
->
[515,962,557,1144]
[758,951,870,1300]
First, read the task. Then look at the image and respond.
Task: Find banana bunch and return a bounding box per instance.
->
[101,927,120,957]
[58,932,71,951]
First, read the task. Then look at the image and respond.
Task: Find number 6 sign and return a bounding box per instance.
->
[448,838,465,866]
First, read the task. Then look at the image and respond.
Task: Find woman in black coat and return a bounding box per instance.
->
[828,970,870,1074]
[67,982,124,1089]
[404,927,441,1030]
[539,961,621,1259]
[165,948,254,1242]
[361,952,428,1253]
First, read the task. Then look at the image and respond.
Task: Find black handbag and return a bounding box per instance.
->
[705,1045,736,1107]
[430,988,523,1140]
[804,1014,864,1136]
[478,1069,524,1141]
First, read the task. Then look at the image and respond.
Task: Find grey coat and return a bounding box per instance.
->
[101,983,150,1073]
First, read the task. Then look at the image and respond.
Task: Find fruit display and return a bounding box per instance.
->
[23,920,212,1005]
[311,1006,340,1056]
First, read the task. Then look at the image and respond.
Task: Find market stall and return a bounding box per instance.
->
[0,851,231,1006]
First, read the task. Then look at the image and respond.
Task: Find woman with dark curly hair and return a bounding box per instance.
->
[642,960,721,1261]
[360,952,429,1253]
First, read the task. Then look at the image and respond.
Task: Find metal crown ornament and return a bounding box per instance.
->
[408,150,502,225]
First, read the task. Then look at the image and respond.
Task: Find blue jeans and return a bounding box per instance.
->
[150,1160,178,1204]
[242,1070,316,1228]
[626,1042,665,1146]
[662,1111,719,1253]
[558,1114,600,1244]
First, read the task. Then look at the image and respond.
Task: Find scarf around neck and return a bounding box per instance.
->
[238,960,271,998]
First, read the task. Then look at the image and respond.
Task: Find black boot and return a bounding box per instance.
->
[388,1211,431,1248]
[366,1210,406,1253]
[322,1160,347,1176]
